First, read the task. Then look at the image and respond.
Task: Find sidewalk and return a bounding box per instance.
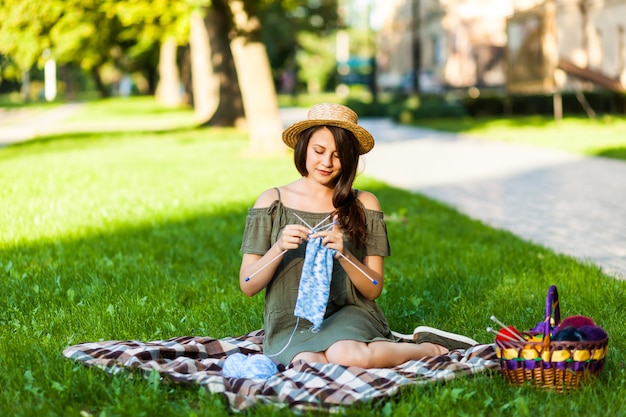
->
[358,118,626,279]
[0,103,84,147]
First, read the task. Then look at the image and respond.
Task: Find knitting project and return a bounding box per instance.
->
[294,236,336,332]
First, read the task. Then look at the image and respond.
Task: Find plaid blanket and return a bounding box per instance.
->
[62,330,498,412]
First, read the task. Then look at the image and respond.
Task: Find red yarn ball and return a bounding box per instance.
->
[560,315,595,329]
[496,326,522,341]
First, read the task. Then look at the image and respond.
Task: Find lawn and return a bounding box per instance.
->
[413,114,626,161]
[1,98,625,416]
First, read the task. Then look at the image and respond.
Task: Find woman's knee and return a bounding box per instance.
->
[325,341,373,368]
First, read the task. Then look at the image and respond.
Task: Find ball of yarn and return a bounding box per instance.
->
[496,326,522,341]
[221,353,278,379]
[222,353,247,378]
[239,354,279,379]
[552,326,586,342]
[578,324,608,341]
[560,315,595,329]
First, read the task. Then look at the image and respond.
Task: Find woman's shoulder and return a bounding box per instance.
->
[355,190,382,211]
[252,187,281,208]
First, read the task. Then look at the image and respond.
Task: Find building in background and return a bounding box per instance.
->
[375,0,626,95]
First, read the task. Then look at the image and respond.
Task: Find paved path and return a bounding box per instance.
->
[0,103,84,147]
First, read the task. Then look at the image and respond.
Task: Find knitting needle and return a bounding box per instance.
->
[244,249,287,282]
[336,252,378,285]
[293,213,378,285]
[292,212,331,232]
[490,316,526,341]
[246,214,319,283]
[486,327,523,342]
[246,214,323,283]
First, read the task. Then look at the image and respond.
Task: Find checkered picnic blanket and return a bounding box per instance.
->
[62,330,498,412]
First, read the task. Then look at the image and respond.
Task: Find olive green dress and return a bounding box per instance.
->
[240,193,393,366]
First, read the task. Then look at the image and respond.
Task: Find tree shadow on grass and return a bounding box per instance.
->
[594,146,626,161]
[412,115,557,133]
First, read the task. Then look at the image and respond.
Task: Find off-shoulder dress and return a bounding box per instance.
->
[240,191,393,365]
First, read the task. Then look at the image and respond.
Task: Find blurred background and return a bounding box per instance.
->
[1,0,625,126]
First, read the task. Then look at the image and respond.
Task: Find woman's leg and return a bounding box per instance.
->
[325,340,446,368]
[291,350,329,364]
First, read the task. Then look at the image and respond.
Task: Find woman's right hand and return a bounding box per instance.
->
[277,224,311,251]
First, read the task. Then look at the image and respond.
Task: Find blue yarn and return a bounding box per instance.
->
[221,353,278,379]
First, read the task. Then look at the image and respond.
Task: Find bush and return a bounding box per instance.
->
[463,91,626,117]
[387,95,466,122]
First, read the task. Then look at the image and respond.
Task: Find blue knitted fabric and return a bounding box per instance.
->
[294,236,336,332]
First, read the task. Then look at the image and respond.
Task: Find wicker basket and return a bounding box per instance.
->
[495,285,608,392]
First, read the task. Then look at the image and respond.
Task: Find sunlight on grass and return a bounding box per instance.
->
[59,96,199,131]
[1,129,294,247]
[415,115,626,160]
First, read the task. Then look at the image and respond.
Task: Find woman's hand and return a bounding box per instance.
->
[278,224,311,251]
[311,218,345,258]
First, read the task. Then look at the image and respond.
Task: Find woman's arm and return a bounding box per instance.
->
[239,188,311,296]
[239,247,283,297]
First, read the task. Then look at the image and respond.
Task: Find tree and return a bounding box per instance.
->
[228,0,284,154]
[155,36,184,107]
[259,0,341,94]
[188,7,220,123]
[101,0,190,103]
[201,0,245,127]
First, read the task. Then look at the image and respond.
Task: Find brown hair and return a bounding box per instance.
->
[293,126,367,248]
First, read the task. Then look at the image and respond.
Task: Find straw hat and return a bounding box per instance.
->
[282,103,375,155]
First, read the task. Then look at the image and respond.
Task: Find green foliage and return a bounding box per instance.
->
[259,0,341,91]
[295,31,337,93]
[0,0,63,69]
[387,94,467,122]
[0,0,193,94]
[1,98,625,416]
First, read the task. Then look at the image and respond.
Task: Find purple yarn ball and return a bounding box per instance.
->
[578,324,608,341]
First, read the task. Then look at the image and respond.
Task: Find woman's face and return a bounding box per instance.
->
[305,127,342,186]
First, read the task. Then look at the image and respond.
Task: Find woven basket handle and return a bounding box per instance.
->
[542,285,561,349]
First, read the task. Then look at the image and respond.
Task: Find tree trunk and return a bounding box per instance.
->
[91,66,110,98]
[202,0,245,127]
[156,36,183,108]
[189,8,220,124]
[179,45,193,107]
[228,0,285,155]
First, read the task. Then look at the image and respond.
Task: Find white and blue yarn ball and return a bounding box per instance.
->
[221,353,278,379]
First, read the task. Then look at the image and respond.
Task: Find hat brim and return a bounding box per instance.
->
[282,119,374,155]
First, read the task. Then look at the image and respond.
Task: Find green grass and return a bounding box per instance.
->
[62,96,197,128]
[413,115,626,161]
[1,98,626,416]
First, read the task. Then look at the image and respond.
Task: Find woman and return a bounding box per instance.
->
[239,103,477,367]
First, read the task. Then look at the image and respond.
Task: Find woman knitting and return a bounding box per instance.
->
[239,103,477,368]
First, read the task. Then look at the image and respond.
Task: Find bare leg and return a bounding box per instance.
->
[292,350,328,364]
[324,340,447,368]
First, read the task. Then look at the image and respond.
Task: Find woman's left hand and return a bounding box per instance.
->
[311,216,344,258]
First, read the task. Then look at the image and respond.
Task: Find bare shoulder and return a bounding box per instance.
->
[355,190,382,211]
[253,187,281,208]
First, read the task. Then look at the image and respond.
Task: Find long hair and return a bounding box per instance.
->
[293,125,367,248]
